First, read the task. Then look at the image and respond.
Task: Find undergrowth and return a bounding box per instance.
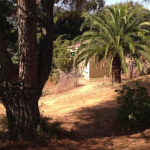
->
[115,82,150,128]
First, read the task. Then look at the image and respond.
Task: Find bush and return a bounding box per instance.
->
[52,70,60,85]
[49,69,60,85]
[56,69,80,93]
[115,82,150,127]
[53,35,72,72]
[147,68,150,74]
[49,69,80,91]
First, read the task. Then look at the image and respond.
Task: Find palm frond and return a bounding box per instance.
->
[73,4,150,79]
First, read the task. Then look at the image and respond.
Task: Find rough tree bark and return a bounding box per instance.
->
[38,0,54,89]
[0,0,54,141]
[112,53,121,83]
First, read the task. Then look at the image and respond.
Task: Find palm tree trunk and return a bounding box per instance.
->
[112,53,121,83]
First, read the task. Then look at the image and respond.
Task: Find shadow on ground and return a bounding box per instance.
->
[1,75,150,149]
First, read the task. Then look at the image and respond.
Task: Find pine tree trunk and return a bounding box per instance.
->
[18,0,38,85]
[0,0,54,141]
[112,53,121,83]
[2,94,40,141]
[38,0,54,89]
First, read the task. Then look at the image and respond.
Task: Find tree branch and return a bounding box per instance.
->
[38,0,54,89]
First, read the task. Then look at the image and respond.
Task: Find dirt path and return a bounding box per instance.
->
[40,79,116,114]
[1,76,150,149]
[39,76,150,150]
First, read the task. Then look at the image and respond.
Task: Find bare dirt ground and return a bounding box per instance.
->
[1,75,150,149]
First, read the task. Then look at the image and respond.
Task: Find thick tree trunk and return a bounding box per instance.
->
[0,0,54,141]
[2,95,40,141]
[112,53,121,83]
[18,0,38,85]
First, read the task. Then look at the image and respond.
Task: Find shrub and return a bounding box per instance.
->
[115,82,150,127]
[35,116,61,143]
[53,35,72,72]
[147,68,150,74]
[49,69,60,85]
[57,69,80,93]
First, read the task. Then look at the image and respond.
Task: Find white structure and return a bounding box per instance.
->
[67,43,110,79]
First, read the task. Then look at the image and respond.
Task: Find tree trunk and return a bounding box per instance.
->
[0,0,54,141]
[2,95,40,141]
[112,53,121,83]
[38,0,54,89]
[18,0,38,85]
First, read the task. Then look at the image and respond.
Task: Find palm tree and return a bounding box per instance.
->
[74,4,150,83]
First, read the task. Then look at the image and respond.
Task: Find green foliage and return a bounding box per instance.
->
[74,3,150,78]
[115,82,150,127]
[34,115,62,144]
[49,69,60,85]
[11,51,18,65]
[82,0,105,12]
[0,0,18,61]
[53,35,72,72]
[81,11,91,21]
[0,0,17,41]
[54,11,85,40]
[56,0,105,13]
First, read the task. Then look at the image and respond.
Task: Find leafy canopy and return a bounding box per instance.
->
[0,0,17,45]
[54,11,85,40]
[56,0,105,12]
[74,3,150,75]
[115,82,150,127]
[53,35,72,72]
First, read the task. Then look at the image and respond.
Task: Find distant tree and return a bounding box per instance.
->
[74,4,150,83]
[142,0,150,3]
[39,0,105,40]
[82,0,105,12]
[58,0,105,12]
[11,0,105,13]
[54,11,85,40]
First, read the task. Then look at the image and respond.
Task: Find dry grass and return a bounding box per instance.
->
[56,69,80,93]
[1,75,150,149]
